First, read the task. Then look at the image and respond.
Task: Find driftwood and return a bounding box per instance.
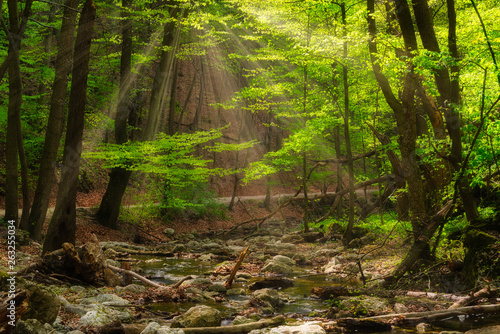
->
[225,246,250,288]
[181,315,285,334]
[172,275,193,289]
[323,304,500,331]
[106,264,166,289]
[448,286,496,309]
[347,303,500,322]
[120,316,285,334]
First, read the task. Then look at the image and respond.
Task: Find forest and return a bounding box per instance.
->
[1,0,500,333]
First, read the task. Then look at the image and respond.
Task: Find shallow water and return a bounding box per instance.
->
[137,256,500,333]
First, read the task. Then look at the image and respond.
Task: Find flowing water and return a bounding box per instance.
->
[137,256,500,333]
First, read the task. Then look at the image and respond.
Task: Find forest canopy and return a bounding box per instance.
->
[1,0,500,285]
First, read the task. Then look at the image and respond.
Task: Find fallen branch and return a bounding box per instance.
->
[341,303,500,322]
[172,275,193,289]
[181,315,285,334]
[448,286,496,309]
[106,264,165,289]
[225,246,250,288]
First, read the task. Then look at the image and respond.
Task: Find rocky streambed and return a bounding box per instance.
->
[3,219,500,334]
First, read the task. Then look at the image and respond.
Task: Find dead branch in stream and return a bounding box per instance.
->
[225,246,250,288]
[106,264,166,289]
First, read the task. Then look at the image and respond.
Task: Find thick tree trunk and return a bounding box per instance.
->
[28,0,79,240]
[96,0,134,229]
[43,0,96,254]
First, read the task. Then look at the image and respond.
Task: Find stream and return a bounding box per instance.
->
[136,255,500,333]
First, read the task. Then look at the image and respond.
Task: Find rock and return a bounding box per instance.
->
[416,322,433,332]
[187,277,212,285]
[172,244,187,253]
[103,267,121,287]
[198,253,215,261]
[248,278,294,290]
[281,234,305,244]
[232,316,254,325]
[466,326,500,333]
[12,319,55,334]
[116,284,146,294]
[186,241,201,251]
[163,228,175,237]
[439,331,464,334]
[272,255,294,266]
[79,305,133,327]
[22,283,61,325]
[83,294,129,306]
[237,272,253,279]
[227,288,246,295]
[292,253,307,264]
[323,258,340,273]
[67,331,85,334]
[171,305,222,328]
[248,322,326,334]
[393,302,408,313]
[314,248,339,258]
[339,296,388,316]
[261,262,293,275]
[207,283,227,293]
[252,289,283,309]
[59,296,91,316]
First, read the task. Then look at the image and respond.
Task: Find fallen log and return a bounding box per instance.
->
[330,303,500,323]
[448,286,496,309]
[120,316,285,334]
[181,315,285,334]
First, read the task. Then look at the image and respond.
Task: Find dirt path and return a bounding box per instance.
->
[0,189,376,218]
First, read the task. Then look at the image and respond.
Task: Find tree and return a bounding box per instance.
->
[95,0,135,229]
[43,0,96,254]
[28,0,79,240]
[3,0,33,226]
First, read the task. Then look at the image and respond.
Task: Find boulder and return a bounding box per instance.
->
[12,319,55,334]
[171,305,222,328]
[252,289,283,309]
[116,283,146,294]
[22,283,60,325]
[232,316,254,325]
[272,255,294,266]
[339,296,388,316]
[261,262,293,275]
[79,305,133,327]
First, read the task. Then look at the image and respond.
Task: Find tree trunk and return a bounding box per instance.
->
[96,0,134,229]
[43,0,96,254]
[4,0,22,225]
[338,3,355,246]
[28,0,79,240]
[143,5,183,140]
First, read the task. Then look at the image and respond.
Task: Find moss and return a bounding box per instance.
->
[463,229,497,250]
